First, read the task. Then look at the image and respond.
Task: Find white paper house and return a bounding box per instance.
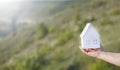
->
[80,23,100,49]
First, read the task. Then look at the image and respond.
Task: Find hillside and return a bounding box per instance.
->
[0,0,120,70]
[0,0,77,39]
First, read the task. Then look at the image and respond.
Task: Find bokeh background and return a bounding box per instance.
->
[0,0,120,70]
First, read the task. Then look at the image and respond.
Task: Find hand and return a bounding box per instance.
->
[79,45,104,58]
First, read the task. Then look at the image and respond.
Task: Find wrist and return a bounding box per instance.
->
[96,51,105,59]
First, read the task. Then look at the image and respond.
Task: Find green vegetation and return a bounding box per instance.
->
[100,18,113,25]
[89,60,120,70]
[34,23,48,40]
[56,31,73,46]
[110,9,120,16]
[0,0,120,70]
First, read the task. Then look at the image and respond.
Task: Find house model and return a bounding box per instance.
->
[80,23,100,49]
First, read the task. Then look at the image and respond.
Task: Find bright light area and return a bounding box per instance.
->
[0,0,24,19]
[0,0,23,7]
[0,0,22,2]
[0,0,18,6]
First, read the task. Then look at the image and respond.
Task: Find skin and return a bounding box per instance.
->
[79,45,120,66]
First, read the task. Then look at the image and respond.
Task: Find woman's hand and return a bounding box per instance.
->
[79,45,104,58]
[79,44,120,66]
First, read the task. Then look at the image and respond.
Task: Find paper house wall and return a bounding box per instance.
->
[80,23,100,49]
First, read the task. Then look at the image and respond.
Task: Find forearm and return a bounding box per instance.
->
[97,51,120,66]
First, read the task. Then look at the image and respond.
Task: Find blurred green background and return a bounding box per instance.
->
[0,0,120,70]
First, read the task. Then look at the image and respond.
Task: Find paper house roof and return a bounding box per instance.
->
[80,23,100,48]
[80,23,100,38]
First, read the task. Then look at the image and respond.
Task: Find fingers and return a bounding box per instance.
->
[79,45,92,54]
[79,45,100,53]
[79,45,88,54]
[79,45,102,57]
[94,48,100,51]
